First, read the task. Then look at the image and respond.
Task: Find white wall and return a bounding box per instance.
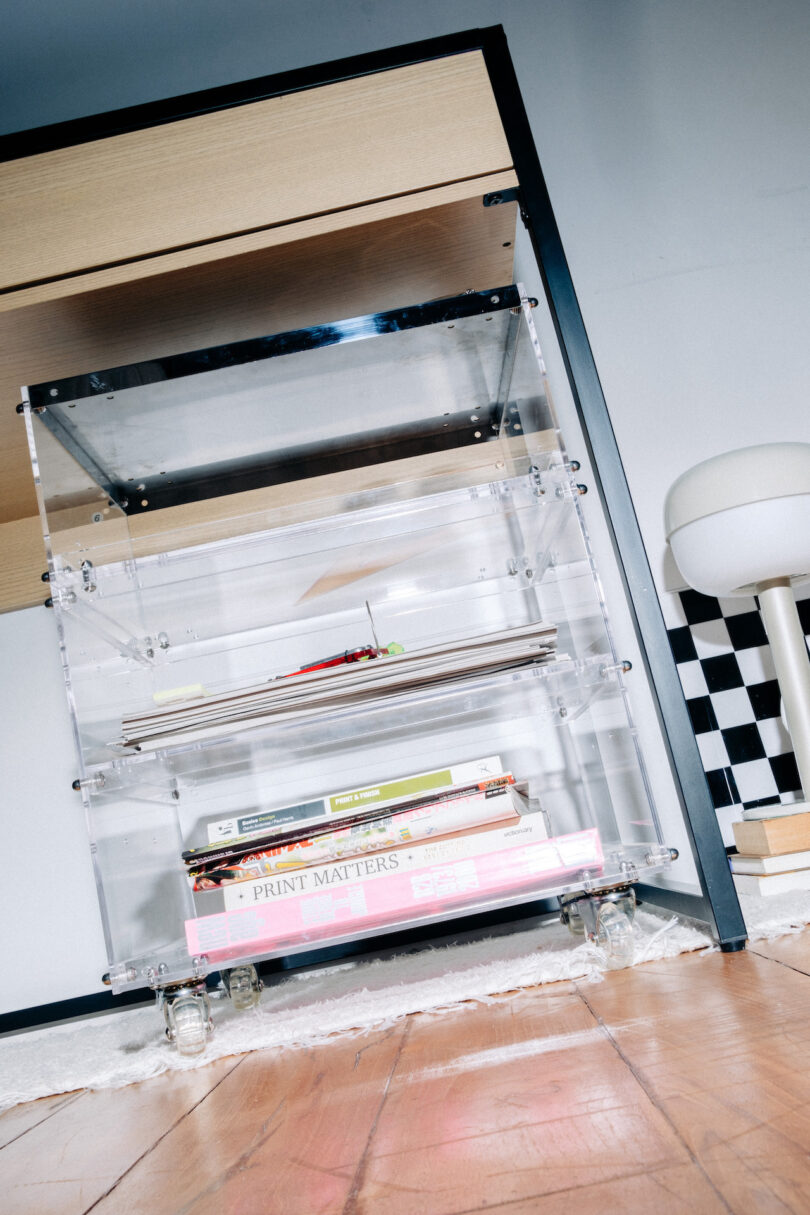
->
[0,608,109,1014]
[2,0,808,1008]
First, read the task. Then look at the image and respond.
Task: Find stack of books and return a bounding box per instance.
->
[730,810,810,896]
[184,770,527,891]
[183,755,604,964]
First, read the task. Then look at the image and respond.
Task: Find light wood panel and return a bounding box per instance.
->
[0,516,48,613]
[0,53,511,293]
[0,169,518,313]
[0,1090,82,1152]
[578,947,810,1214]
[749,930,810,973]
[347,992,695,1213]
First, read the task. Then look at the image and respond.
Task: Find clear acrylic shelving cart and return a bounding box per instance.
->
[23,283,677,1053]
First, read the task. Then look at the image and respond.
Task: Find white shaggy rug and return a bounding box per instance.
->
[1,893,807,1112]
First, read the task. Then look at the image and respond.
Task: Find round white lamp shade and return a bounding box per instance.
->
[665,442,810,816]
[664,442,810,599]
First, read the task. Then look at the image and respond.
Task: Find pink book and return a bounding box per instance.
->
[185,826,603,964]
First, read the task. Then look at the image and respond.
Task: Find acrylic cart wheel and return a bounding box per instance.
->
[595,902,635,967]
[167,994,211,1056]
[224,964,263,1011]
[559,895,586,936]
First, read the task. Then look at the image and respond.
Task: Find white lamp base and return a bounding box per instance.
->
[758,579,810,803]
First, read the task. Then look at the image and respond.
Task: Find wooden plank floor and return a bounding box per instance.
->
[3,932,810,1214]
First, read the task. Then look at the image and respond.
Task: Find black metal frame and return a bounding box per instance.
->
[27,285,520,405]
[475,32,745,951]
[9,23,744,1029]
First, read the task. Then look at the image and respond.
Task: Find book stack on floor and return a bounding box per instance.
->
[730,810,810,897]
[183,755,604,964]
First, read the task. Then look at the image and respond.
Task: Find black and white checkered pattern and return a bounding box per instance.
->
[663,587,810,844]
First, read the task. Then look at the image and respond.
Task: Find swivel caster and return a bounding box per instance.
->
[222,963,263,1011]
[158,980,213,1056]
[560,885,636,967]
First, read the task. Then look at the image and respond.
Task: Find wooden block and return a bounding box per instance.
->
[732,813,810,857]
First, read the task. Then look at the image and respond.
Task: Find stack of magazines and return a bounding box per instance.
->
[119,621,557,751]
[185,768,524,893]
[183,755,604,964]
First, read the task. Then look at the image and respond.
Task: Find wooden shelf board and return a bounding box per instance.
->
[0,53,511,293]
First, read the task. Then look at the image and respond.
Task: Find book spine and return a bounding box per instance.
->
[203,754,504,845]
[728,859,770,876]
[186,827,603,961]
[218,817,587,912]
[188,772,514,866]
[189,782,520,887]
[221,812,556,910]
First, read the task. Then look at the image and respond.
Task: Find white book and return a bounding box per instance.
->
[730,849,810,876]
[732,868,810,897]
[741,801,809,821]
[220,815,592,912]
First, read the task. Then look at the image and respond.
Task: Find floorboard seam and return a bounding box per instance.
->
[573,982,736,1215]
[447,1157,727,1215]
[341,1018,412,1215]
[747,946,810,979]
[78,1054,248,1215]
[0,1089,85,1151]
